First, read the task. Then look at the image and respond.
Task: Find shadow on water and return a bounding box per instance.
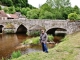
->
[0,34,55,60]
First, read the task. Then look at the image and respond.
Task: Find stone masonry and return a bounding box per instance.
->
[0,19,80,34]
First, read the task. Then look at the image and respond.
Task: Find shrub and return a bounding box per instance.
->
[23,35,54,44]
[30,30,40,37]
[3,7,9,13]
[76,14,80,20]
[23,37,40,44]
[11,50,21,59]
[48,35,54,42]
[68,13,78,20]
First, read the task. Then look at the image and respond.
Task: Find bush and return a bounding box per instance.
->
[23,35,54,44]
[23,37,40,44]
[11,50,21,59]
[48,35,54,42]
[30,30,40,37]
[68,13,78,20]
[3,7,9,13]
[76,14,80,20]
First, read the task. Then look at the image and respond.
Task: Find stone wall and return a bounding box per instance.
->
[0,19,80,34]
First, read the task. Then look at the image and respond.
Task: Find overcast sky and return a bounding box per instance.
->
[28,0,80,8]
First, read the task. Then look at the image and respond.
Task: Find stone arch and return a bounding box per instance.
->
[0,25,4,33]
[16,24,27,34]
[46,28,67,37]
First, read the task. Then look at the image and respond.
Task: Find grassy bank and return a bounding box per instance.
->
[11,32,80,60]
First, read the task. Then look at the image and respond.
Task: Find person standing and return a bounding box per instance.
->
[40,29,48,53]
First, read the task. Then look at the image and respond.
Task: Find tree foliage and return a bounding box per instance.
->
[0,0,13,6]
[40,3,52,12]
[15,7,21,12]
[12,0,28,7]
[20,7,30,16]
[39,10,53,19]
[1,0,80,20]
[0,6,2,10]
[27,9,40,19]
[3,6,16,14]
[46,0,71,8]
[73,5,80,14]
[0,0,29,7]
[3,7,9,13]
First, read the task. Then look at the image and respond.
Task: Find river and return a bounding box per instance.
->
[0,34,55,60]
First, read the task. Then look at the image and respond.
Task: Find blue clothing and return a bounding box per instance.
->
[41,43,48,53]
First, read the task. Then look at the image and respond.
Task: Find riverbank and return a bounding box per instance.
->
[11,32,80,60]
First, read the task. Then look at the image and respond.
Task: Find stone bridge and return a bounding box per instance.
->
[0,19,80,35]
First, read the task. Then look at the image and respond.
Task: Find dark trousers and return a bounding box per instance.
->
[41,43,48,53]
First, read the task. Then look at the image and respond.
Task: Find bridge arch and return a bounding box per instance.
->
[16,24,27,34]
[0,25,4,33]
[46,28,67,37]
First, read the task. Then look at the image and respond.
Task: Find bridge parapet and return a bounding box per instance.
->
[0,19,80,34]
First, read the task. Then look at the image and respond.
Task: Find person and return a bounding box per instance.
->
[40,29,48,53]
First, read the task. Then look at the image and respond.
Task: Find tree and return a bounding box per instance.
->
[15,7,21,12]
[12,0,29,7]
[73,5,80,14]
[8,6,16,14]
[60,6,73,19]
[27,9,40,19]
[1,0,13,6]
[3,7,9,13]
[40,3,52,12]
[53,10,63,19]
[46,0,71,8]
[39,10,53,19]
[0,6,2,10]
[20,7,30,16]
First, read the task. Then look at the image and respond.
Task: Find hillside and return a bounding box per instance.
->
[11,32,80,60]
[0,0,28,7]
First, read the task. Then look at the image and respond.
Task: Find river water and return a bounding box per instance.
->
[0,34,55,60]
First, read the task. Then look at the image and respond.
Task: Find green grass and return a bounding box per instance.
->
[11,50,21,59]
[23,35,53,44]
[11,32,80,60]
[23,37,40,44]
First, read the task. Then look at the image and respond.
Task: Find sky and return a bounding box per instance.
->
[28,0,80,8]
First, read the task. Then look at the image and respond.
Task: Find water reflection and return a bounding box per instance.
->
[0,34,27,59]
[0,34,55,60]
